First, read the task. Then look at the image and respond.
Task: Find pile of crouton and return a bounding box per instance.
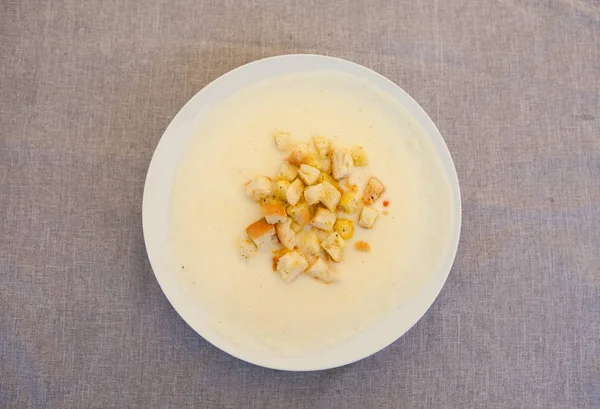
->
[240,131,386,284]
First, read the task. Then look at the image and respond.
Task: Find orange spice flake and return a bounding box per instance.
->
[354,241,371,252]
[383,200,390,207]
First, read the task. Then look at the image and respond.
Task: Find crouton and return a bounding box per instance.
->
[286,178,304,205]
[276,251,308,282]
[259,195,285,206]
[362,177,385,205]
[333,219,354,239]
[277,162,299,182]
[321,173,342,192]
[246,218,278,247]
[287,143,315,166]
[296,229,323,260]
[350,146,369,166]
[332,147,352,180]
[317,157,332,173]
[273,131,293,152]
[239,239,257,259]
[298,164,320,185]
[321,232,345,262]
[275,218,296,250]
[245,176,272,202]
[311,207,337,231]
[305,258,335,283]
[339,190,360,213]
[312,136,331,158]
[286,202,310,225]
[273,180,290,200]
[262,203,287,224]
[304,184,324,206]
[358,206,378,229]
[321,181,341,212]
[290,221,303,234]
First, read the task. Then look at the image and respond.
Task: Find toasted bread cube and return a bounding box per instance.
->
[311,207,336,231]
[286,178,304,205]
[277,162,299,182]
[339,190,360,213]
[245,176,272,202]
[306,258,335,283]
[304,184,324,206]
[312,136,331,158]
[239,239,257,259]
[273,131,293,152]
[287,143,315,166]
[362,177,385,205]
[332,147,353,180]
[321,173,342,192]
[298,164,320,185]
[358,206,378,229]
[275,218,296,250]
[273,180,290,201]
[246,218,278,247]
[286,202,310,225]
[259,195,285,206]
[333,219,354,239]
[351,146,369,166]
[321,181,341,211]
[290,221,303,234]
[321,232,345,262]
[276,251,308,282]
[317,157,332,173]
[296,229,323,260]
[262,203,287,224]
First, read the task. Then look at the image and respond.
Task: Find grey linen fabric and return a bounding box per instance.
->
[1,0,599,407]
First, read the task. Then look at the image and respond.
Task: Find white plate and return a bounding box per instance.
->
[142,54,461,371]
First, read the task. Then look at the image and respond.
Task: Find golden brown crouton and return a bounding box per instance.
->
[273,131,294,152]
[239,239,257,259]
[333,219,354,239]
[312,136,331,158]
[362,177,385,205]
[246,218,278,247]
[275,218,296,250]
[298,164,320,185]
[321,232,345,262]
[350,146,369,166]
[262,203,288,224]
[317,157,332,173]
[358,206,378,229]
[276,251,308,282]
[273,180,290,200]
[311,207,336,231]
[277,162,299,181]
[286,202,310,226]
[321,181,341,212]
[287,143,315,166]
[332,147,353,180]
[286,178,304,205]
[305,258,335,283]
[339,190,361,213]
[304,184,324,206]
[245,176,272,202]
[296,228,323,261]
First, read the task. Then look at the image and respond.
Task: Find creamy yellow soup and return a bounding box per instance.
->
[169,71,452,356]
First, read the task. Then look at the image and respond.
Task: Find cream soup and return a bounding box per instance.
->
[169,71,452,356]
